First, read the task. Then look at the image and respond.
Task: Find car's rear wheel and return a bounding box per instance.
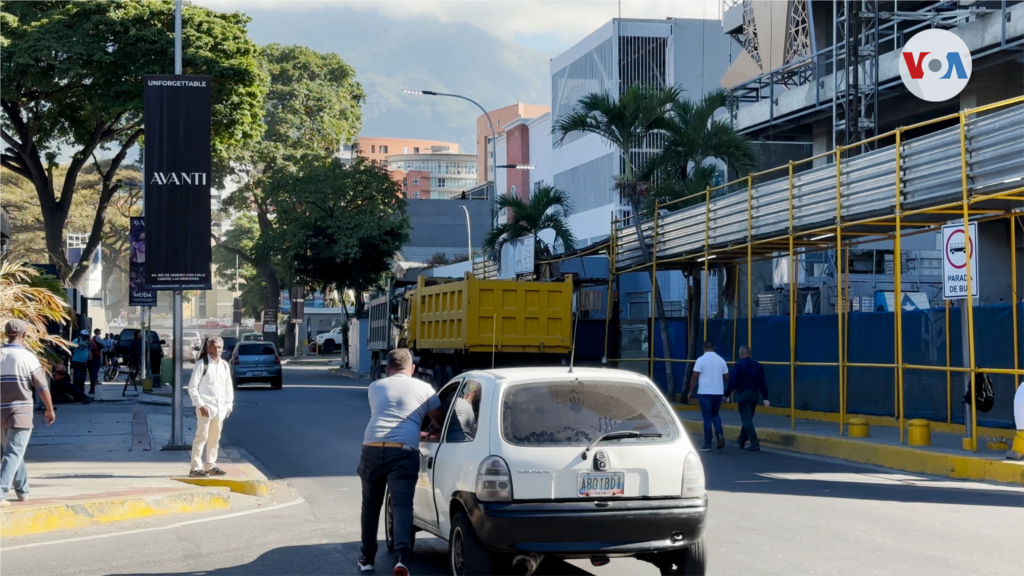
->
[322,340,336,354]
[271,376,282,389]
[449,511,494,576]
[655,538,707,575]
[384,489,415,555]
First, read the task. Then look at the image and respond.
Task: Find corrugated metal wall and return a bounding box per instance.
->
[553,152,616,213]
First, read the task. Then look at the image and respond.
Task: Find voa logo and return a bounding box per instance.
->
[899,29,972,102]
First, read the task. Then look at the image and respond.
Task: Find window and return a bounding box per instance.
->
[501,382,678,447]
[371,145,376,153]
[380,145,389,154]
[437,178,447,188]
[236,343,277,356]
[510,185,517,198]
[412,177,419,185]
[413,191,420,199]
[445,380,482,443]
[413,147,420,154]
[403,178,408,186]
[381,160,388,168]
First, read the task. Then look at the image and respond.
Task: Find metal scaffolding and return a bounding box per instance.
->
[606,95,1024,451]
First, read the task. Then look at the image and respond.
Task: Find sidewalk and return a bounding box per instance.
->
[1,382,268,537]
[676,405,1024,485]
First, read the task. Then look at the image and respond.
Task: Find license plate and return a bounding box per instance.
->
[578,472,625,497]
[250,371,265,377]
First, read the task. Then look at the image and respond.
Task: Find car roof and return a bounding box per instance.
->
[464,366,653,385]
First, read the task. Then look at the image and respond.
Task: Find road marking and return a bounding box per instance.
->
[1,497,306,551]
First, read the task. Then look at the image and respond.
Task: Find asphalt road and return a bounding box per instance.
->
[2,363,1021,576]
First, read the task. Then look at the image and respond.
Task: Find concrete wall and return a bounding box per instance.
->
[347,317,370,375]
[403,199,491,260]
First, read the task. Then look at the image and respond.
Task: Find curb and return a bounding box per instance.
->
[327,367,370,380]
[0,486,229,537]
[172,463,270,496]
[679,420,1024,485]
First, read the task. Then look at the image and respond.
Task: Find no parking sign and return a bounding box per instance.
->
[941,223,979,299]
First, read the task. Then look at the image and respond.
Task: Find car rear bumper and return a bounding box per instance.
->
[232,366,282,383]
[461,494,707,555]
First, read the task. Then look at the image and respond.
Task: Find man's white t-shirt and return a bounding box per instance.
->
[693,351,729,395]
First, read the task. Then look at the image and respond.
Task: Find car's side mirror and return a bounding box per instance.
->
[159,340,167,345]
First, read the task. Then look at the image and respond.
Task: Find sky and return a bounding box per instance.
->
[198,0,724,54]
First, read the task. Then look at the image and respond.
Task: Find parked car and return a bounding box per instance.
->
[183,330,202,361]
[230,341,282,389]
[115,329,165,368]
[315,327,344,354]
[240,332,264,342]
[195,336,239,361]
[384,367,707,576]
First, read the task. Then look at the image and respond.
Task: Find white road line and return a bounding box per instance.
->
[1,497,306,551]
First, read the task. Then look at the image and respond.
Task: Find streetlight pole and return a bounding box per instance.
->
[402,90,497,200]
[460,205,472,263]
[170,0,185,448]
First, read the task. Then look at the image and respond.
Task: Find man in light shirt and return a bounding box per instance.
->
[358,349,445,576]
[688,339,729,451]
[186,336,233,478]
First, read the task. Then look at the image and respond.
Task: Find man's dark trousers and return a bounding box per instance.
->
[358,445,418,562]
[71,361,88,394]
[736,390,760,448]
[88,357,101,393]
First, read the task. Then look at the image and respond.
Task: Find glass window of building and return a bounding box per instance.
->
[380,145,388,154]
[413,147,420,153]
[413,191,420,199]
[412,177,419,185]
[437,178,447,188]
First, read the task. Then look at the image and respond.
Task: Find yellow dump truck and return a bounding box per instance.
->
[367,273,573,385]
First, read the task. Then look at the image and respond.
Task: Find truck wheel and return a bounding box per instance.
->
[443,365,455,384]
[432,363,446,389]
[323,340,336,354]
[385,489,415,554]
[657,538,707,575]
[450,510,494,576]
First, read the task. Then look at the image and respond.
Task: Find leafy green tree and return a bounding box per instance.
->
[554,84,678,388]
[482,185,577,267]
[211,213,265,321]
[217,43,364,332]
[1,0,267,285]
[273,157,409,316]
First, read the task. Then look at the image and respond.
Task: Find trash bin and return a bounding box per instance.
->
[907,419,930,446]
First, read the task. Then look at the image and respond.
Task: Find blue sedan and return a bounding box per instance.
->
[230,342,283,389]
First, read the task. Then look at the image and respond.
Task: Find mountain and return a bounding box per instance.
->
[240,7,552,153]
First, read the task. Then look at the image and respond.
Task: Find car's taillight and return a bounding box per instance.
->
[232,355,239,365]
[274,355,281,365]
[682,452,706,498]
[476,456,513,502]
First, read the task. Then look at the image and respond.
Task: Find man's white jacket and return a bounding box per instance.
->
[187,356,234,419]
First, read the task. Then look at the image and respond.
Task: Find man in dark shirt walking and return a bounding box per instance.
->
[725,345,770,451]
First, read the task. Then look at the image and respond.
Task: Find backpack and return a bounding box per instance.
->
[962,372,995,413]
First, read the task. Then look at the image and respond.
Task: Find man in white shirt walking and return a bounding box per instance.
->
[186,336,233,478]
[688,339,730,451]
[358,349,445,576]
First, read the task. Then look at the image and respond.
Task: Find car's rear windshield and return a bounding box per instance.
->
[501,381,678,447]
[236,343,276,356]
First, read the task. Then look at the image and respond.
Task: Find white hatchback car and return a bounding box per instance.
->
[383,367,708,576]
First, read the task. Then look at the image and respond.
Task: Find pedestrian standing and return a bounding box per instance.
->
[88,328,103,394]
[70,329,91,394]
[1,320,56,506]
[358,349,445,576]
[186,336,233,478]
[724,345,770,451]
[687,339,729,451]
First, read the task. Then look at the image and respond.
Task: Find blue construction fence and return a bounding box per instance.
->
[644,304,1022,429]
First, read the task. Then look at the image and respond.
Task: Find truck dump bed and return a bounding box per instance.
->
[408,274,573,354]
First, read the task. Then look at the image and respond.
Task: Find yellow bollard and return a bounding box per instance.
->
[1007,431,1024,460]
[907,419,931,446]
[848,417,869,438]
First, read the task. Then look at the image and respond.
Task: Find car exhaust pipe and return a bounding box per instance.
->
[512,553,543,575]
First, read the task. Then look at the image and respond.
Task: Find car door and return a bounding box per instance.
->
[413,378,462,530]
[431,378,486,538]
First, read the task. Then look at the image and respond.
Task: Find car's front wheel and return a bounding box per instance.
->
[449,510,497,576]
[654,538,707,575]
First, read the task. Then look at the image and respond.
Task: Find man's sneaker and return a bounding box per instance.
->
[357,555,374,572]
[716,435,726,450]
[747,445,761,452]
[393,554,409,576]
[737,438,746,450]
[207,467,227,476]
[0,500,10,507]
[188,469,209,478]
[699,444,712,452]
[15,493,27,502]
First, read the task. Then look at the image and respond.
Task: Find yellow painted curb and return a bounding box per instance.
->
[172,463,270,496]
[0,487,229,537]
[679,420,1024,486]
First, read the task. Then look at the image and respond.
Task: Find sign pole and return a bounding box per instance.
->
[170,0,185,448]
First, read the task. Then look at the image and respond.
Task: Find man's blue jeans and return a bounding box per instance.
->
[0,428,32,499]
[697,394,724,446]
[357,445,419,562]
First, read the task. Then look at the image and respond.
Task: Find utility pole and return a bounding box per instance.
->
[170,0,185,448]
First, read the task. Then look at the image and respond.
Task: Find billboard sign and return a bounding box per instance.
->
[942,223,979,299]
[129,217,157,307]
[143,75,212,289]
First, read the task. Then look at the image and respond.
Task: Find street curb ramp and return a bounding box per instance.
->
[679,420,1024,486]
[0,486,229,537]
[171,462,271,496]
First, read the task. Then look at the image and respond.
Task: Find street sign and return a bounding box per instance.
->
[942,223,979,299]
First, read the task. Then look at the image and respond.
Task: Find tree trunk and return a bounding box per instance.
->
[261,261,281,347]
[628,198,675,393]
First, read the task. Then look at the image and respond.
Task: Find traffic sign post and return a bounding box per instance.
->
[941,222,979,299]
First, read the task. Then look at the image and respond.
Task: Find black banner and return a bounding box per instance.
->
[129,217,157,306]
[143,75,212,290]
[232,297,243,326]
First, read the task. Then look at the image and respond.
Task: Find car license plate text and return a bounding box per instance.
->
[578,472,625,497]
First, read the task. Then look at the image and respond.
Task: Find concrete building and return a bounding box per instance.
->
[386,152,478,200]
[476,102,551,185]
[401,200,491,263]
[355,137,459,166]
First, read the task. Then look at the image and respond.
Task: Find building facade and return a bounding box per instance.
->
[355,137,459,166]
[386,152,478,200]
[475,102,551,185]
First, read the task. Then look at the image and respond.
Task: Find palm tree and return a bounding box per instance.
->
[0,260,72,372]
[553,84,679,390]
[646,89,758,383]
[482,185,577,266]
